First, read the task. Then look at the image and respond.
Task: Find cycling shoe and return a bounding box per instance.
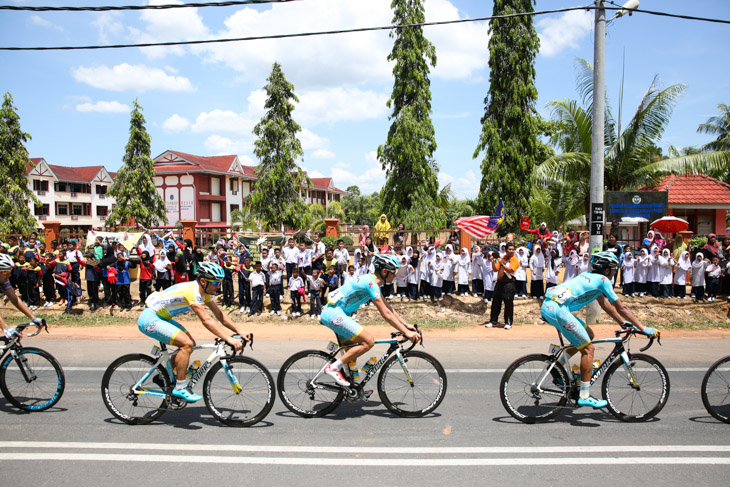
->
[171,387,203,402]
[577,395,607,409]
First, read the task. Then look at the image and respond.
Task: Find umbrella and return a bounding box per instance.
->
[651,216,689,234]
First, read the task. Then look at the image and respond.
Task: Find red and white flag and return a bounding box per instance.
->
[455,199,505,239]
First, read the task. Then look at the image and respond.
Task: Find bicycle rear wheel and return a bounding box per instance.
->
[602,353,670,422]
[377,351,447,417]
[277,350,344,418]
[0,347,65,411]
[101,354,169,425]
[203,356,275,427]
[500,354,568,424]
[701,355,730,424]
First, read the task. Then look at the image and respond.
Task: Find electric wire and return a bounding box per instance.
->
[0,0,299,11]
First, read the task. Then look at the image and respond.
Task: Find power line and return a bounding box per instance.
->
[0,0,299,12]
[1,4,728,52]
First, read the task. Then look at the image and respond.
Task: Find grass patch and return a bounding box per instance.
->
[651,320,730,331]
[4,313,136,328]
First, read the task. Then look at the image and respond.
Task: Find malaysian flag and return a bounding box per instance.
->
[455,199,505,238]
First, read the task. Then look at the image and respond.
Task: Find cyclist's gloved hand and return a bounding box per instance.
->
[3,327,18,340]
[32,317,43,325]
[642,327,658,337]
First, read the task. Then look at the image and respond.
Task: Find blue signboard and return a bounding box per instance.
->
[605,191,668,223]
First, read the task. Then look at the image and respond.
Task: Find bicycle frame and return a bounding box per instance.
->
[133,340,241,399]
[0,324,45,384]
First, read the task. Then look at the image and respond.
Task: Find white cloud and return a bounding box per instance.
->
[311,149,335,160]
[299,128,330,152]
[131,0,209,59]
[308,170,325,178]
[537,10,593,57]
[91,12,123,44]
[162,114,191,133]
[192,109,254,134]
[334,161,351,169]
[71,63,194,92]
[29,15,63,31]
[329,150,385,194]
[297,87,389,124]
[204,135,252,155]
[438,170,480,199]
[75,100,130,113]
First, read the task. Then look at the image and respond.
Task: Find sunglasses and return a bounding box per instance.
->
[206,280,221,286]
[0,270,10,275]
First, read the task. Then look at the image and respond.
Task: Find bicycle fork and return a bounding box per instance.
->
[10,349,38,384]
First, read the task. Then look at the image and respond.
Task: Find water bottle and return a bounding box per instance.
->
[571,364,580,382]
[592,359,601,373]
[186,360,201,379]
[362,356,377,374]
[348,361,360,381]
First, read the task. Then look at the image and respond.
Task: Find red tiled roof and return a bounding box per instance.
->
[48,164,105,183]
[156,150,252,177]
[27,158,43,173]
[641,174,730,204]
[309,177,347,194]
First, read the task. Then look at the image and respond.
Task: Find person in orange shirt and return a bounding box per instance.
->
[484,242,519,330]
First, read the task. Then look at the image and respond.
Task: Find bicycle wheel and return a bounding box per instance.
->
[277,350,344,418]
[500,354,569,424]
[101,354,169,425]
[377,351,447,417]
[0,347,65,411]
[701,355,730,424]
[602,353,670,422]
[203,356,275,427]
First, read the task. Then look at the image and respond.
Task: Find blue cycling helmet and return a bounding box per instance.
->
[197,262,225,281]
[373,253,400,274]
[590,251,619,271]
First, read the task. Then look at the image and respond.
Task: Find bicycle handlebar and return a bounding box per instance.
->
[615,322,661,352]
[15,319,48,337]
[390,324,423,352]
[219,333,253,359]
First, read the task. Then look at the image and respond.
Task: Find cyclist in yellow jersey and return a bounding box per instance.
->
[138,262,250,402]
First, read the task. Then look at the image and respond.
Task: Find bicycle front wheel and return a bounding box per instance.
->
[701,355,730,424]
[377,351,447,417]
[500,354,569,424]
[0,347,65,411]
[101,354,169,425]
[203,356,275,427]
[277,350,344,418]
[602,353,670,422]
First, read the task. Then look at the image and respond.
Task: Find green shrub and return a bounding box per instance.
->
[321,236,337,250]
[689,236,707,253]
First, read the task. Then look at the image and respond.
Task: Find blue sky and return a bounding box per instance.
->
[2,0,729,198]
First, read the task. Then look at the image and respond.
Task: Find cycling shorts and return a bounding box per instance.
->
[540,300,590,349]
[138,307,188,345]
[320,305,363,341]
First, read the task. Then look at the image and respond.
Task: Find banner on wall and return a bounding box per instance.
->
[86,230,144,251]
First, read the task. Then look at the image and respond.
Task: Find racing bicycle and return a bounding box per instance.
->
[0,320,65,412]
[701,355,730,424]
[101,335,275,426]
[500,323,669,423]
[277,325,447,418]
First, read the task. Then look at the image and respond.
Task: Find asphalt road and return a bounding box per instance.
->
[1,337,729,486]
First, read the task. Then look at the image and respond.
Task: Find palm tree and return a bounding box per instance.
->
[698,103,730,152]
[535,59,729,221]
[308,201,346,232]
[230,208,262,232]
[529,181,585,232]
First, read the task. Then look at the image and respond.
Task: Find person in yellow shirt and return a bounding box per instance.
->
[374,214,391,247]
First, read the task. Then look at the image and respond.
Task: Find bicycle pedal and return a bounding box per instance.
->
[363,389,374,402]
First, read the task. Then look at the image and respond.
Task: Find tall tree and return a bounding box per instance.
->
[473,0,540,230]
[698,103,730,153]
[377,0,445,230]
[249,62,309,231]
[106,99,167,229]
[0,92,40,234]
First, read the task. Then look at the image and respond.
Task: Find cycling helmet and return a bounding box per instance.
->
[197,262,225,281]
[0,253,13,272]
[373,254,400,274]
[590,251,620,271]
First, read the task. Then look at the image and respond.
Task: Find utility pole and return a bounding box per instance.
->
[586,0,606,325]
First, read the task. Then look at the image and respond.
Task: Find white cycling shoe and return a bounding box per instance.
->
[323,364,350,387]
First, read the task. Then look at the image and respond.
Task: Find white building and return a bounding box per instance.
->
[26,158,116,230]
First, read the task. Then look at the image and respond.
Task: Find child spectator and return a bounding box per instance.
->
[83,248,100,311]
[441,245,456,296]
[246,261,266,317]
[154,249,172,291]
[342,264,356,286]
[307,269,325,319]
[658,248,675,298]
[282,238,299,285]
[324,265,339,295]
[646,246,661,297]
[691,253,709,301]
[53,272,80,315]
[260,248,271,293]
[222,255,236,311]
[268,262,284,317]
[562,250,579,283]
[288,267,305,317]
[544,249,559,292]
[706,256,722,302]
[429,252,444,302]
[41,252,56,307]
[333,240,350,281]
[53,251,72,306]
[395,256,409,299]
[674,250,691,299]
[406,250,420,301]
[529,244,545,299]
[25,256,42,310]
[13,254,29,306]
[323,249,337,278]
[481,251,496,303]
[138,250,155,305]
[471,244,484,297]
[115,252,135,311]
[621,249,636,296]
[419,247,434,300]
[237,256,253,314]
[297,241,313,277]
[514,247,529,299]
[456,248,471,296]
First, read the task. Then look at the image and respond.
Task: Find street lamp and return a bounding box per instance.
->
[586,0,639,325]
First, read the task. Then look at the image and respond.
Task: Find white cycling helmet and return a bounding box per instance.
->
[0,253,13,272]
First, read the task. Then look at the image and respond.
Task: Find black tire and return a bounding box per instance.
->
[203,356,275,427]
[500,354,568,424]
[277,350,344,418]
[602,353,670,422]
[377,351,447,417]
[701,355,730,424]
[101,354,169,425]
[0,347,65,411]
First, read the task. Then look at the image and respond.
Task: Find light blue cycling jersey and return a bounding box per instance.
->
[545,272,618,312]
[324,274,381,315]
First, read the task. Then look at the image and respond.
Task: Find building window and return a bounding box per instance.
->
[55,182,67,192]
[33,180,49,192]
[34,204,50,216]
[73,204,83,216]
[57,203,68,215]
[211,202,222,222]
[97,206,108,217]
[96,185,107,195]
[211,176,221,196]
[230,178,239,192]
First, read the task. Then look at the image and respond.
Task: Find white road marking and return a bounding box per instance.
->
[1,452,729,466]
[3,442,730,455]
